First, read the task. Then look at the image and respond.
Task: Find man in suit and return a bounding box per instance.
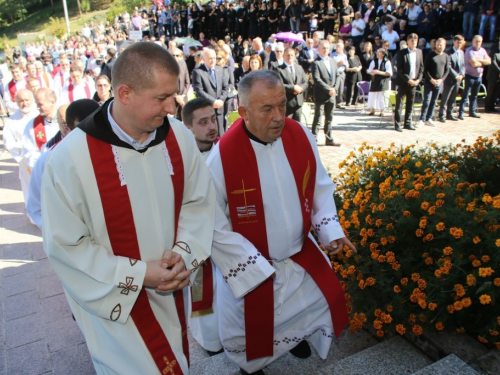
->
[252,37,270,70]
[311,40,341,147]
[100,48,117,82]
[485,40,500,113]
[438,35,465,122]
[270,43,286,70]
[173,48,191,120]
[394,33,424,132]
[275,47,308,121]
[192,48,229,136]
[299,39,317,102]
[234,56,250,88]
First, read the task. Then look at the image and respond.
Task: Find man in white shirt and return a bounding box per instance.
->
[3,89,38,202]
[331,42,348,108]
[351,12,366,47]
[381,22,400,54]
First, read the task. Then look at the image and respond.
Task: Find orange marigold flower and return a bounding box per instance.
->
[419,218,428,229]
[394,285,401,293]
[436,222,446,231]
[373,319,383,329]
[376,329,384,337]
[366,277,376,286]
[375,219,383,227]
[462,298,472,308]
[415,229,423,237]
[392,262,401,271]
[428,302,437,311]
[425,257,433,265]
[367,228,375,237]
[369,243,378,251]
[409,313,416,323]
[480,294,492,304]
[380,237,388,245]
[374,309,382,317]
[479,267,495,277]
[467,274,476,286]
[381,313,393,324]
[447,305,455,314]
[489,330,499,336]
[496,239,500,247]
[378,203,386,211]
[401,278,408,285]
[436,199,445,207]
[443,247,453,255]
[494,278,500,286]
[472,260,481,267]
[449,227,463,239]
[412,325,423,337]
[386,305,393,312]
[396,324,406,335]
[347,265,356,274]
[421,202,430,210]
[358,280,366,289]
[454,284,466,297]
[482,255,490,263]
[428,206,436,215]
[423,233,434,242]
[435,269,442,278]
[436,193,445,198]
[418,279,427,290]
[378,255,386,263]
[478,335,488,344]
[403,210,411,217]
[473,236,481,244]
[388,235,396,243]
[386,223,394,230]
[454,301,464,311]
[435,322,444,331]
[387,255,396,263]
[411,273,420,282]
[418,300,427,309]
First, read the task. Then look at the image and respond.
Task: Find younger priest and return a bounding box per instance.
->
[207,70,356,375]
[59,66,95,105]
[41,43,216,374]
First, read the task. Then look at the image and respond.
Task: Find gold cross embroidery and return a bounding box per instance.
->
[36,131,44,139]
[231,179,257,218]
[118,277,138,295]
[162,356,177,375]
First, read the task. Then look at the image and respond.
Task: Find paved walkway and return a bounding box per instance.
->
[0,108,498,374]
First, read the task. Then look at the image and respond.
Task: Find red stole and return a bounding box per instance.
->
[33,115,47,151]
[219,118,348,361]
[87,127,189,375]
[8,79,26,99]
[68,82,91,102]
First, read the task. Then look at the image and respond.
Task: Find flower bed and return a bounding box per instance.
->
[332,131,500,350]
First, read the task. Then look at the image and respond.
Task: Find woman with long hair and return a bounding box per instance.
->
[248,54,263,71]
[360,41,375,81]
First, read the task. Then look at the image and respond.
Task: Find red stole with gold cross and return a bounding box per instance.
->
[86,128,189,375]
[33,115,47,151]
[219,118,348,362]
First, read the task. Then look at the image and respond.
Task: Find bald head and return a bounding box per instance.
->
[57,104,70,137]
[111,42,179,92]
[203,48,216,69]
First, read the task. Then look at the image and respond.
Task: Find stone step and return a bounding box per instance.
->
[189,329,378,375]
[412,354,480,375]
[317,336,433,375]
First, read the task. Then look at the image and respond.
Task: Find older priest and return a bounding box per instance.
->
[207,70,356,375]
[41,43,216,374]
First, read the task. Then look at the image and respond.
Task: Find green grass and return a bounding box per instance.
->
[0,4,109,48]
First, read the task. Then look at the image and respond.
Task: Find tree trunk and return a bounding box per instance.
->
[76,0,82,16]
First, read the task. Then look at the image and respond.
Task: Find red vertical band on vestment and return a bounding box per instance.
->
[68,82,91,102]
[33,115,47,151]
[190,258,215,315]
[87,127,187,374]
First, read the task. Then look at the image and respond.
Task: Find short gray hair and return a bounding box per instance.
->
[238,70,283,107]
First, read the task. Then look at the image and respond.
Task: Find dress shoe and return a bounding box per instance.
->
[325,140,341,147]
[446,115,458,121]
[395,126,403,132]
[438,117,446,123]
[240,369,265,375]
[336,104,345,109]
[404,125,416,130]
[207,348,224,356]
[458,114,465,120]
[470,113,481,118]
[289,340,312,359]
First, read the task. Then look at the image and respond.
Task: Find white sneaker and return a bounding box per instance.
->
[416,120,424,128]
[425,119,436,127]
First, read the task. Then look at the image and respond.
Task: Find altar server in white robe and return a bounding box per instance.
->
[207,70,356,375]
[3,64,28,114]
[59,66,96,105]
[22,88,60,174]
[52,57,71,98]
[41,43,273,375]
[3,89,38,202]
[27,99,99,229]
[182,97,223,355]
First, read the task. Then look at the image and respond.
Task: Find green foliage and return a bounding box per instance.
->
[81,0,91,12]
[46,17,66,39]
[333,131,500,349]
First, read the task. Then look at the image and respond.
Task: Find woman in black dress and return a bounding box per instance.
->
[323,1,337,37]
[248,3,258,39]
[360,41,375,81]
[345,46,363,106]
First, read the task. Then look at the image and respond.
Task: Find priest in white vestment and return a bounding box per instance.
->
[41,43,218,375]
[59,66,96,105]
[3,89,38,202]
[3,64,28,114]
[207,70,356,375]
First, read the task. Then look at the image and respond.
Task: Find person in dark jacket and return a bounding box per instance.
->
[479,0,500,42]
[99,48,117,81]
[486,40,500,112]
[345,46,362,106]
[289,0,302,33]
[463,0,481,41]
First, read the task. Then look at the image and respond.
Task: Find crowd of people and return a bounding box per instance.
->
[1,1,500,374]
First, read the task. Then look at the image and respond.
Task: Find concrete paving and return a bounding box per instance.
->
[0,107,498,374]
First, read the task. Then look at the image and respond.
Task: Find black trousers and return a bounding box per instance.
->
[439,81,459,118]
[345,76,360,105]
[286,104,303,122]
[312,100,335,142]
[486,78,500,110]
[394,83,417,128]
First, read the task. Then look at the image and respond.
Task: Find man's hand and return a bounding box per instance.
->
[325,237,357,256]
[213,99,224,109]
[175,95,185,106]
[293,85,303,94]
[329,88,336,96]
[143,251,190,293]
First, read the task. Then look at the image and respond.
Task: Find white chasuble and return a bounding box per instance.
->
[207,123,345,373]
[41,117,215,375]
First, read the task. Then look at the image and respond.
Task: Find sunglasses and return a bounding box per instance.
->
[216,56,222,60]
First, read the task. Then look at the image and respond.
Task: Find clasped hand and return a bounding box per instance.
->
[144,250,191,294]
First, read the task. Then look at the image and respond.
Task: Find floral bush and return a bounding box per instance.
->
[332,131,500,350]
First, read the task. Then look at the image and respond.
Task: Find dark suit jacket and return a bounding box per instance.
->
[298,47,318,72]
[269,60,285,71]
[177,59,190,97]
[234,66,248,88]
[276,62,308,108]
[312,56,338,103]
[396,47,424,87]
[186,55,196,76]
[257,49,270,69]
[192,64,228,105]
[100,57,116,81]
[487,52,500,83]
[444,47,465,86]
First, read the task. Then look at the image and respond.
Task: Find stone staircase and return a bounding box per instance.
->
[188,327,497,375]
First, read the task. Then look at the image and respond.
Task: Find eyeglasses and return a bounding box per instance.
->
[216,56,222,60]
[97,84,109,87]
[276,50,284,53]
[173,54,182,57]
